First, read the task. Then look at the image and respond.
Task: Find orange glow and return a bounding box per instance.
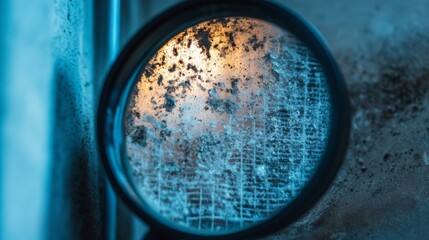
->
[132,18,284,136]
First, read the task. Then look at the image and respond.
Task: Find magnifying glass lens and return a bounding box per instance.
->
[125,17,331,234]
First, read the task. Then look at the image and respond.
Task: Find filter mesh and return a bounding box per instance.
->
[125,17,331,233]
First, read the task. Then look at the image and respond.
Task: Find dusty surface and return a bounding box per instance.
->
[48,0,104,239]
[126,17,330,233]
[261,0,429,239]
[1,0,105,239]
[117,1,429,239]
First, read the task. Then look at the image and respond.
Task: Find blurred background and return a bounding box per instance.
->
[0,0,428,239]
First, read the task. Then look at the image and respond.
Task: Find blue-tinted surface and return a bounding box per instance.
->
[1,0,428,239]
[125,17,331,233]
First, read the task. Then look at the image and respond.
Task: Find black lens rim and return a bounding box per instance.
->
[97,0,350,239]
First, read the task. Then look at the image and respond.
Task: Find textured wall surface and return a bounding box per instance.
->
[1,0,428,239]
[48,0,104,239]
[125,0,429,239]
[0,0,104,239]
[265,0,429,239]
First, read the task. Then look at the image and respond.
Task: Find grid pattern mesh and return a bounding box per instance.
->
[125,17,330,233]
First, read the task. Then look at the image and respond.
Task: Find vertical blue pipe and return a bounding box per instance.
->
[106,0,120,239]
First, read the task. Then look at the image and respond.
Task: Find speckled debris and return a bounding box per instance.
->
[125,17,331,233]
[263,0,429,239]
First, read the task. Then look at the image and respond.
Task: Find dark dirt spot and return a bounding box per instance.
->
[230,78,239,95]
[131,125,147,147]
[195,28,212,58]
[164,93,176,112]
[178,80,191,90]
[133,110,141,119]
[157,75,163,86]
[206,88,238,114]
[160,128,172,141]
[225,32,236,48]
[168,64,177,72]
[383,153,391,161]
[144,64,156,78]
[187,63,198,73]
[165,81,176,94]
[349,66,429,129]
[247,34,265,51]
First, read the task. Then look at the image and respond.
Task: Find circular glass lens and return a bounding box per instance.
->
[124,17,331,234]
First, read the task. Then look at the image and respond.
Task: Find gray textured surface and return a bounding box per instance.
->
[1,0,428,239]
[264,0,429,239]
[125,0,429,239]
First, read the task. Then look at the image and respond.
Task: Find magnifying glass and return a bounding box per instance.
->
[97,0,350,239]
